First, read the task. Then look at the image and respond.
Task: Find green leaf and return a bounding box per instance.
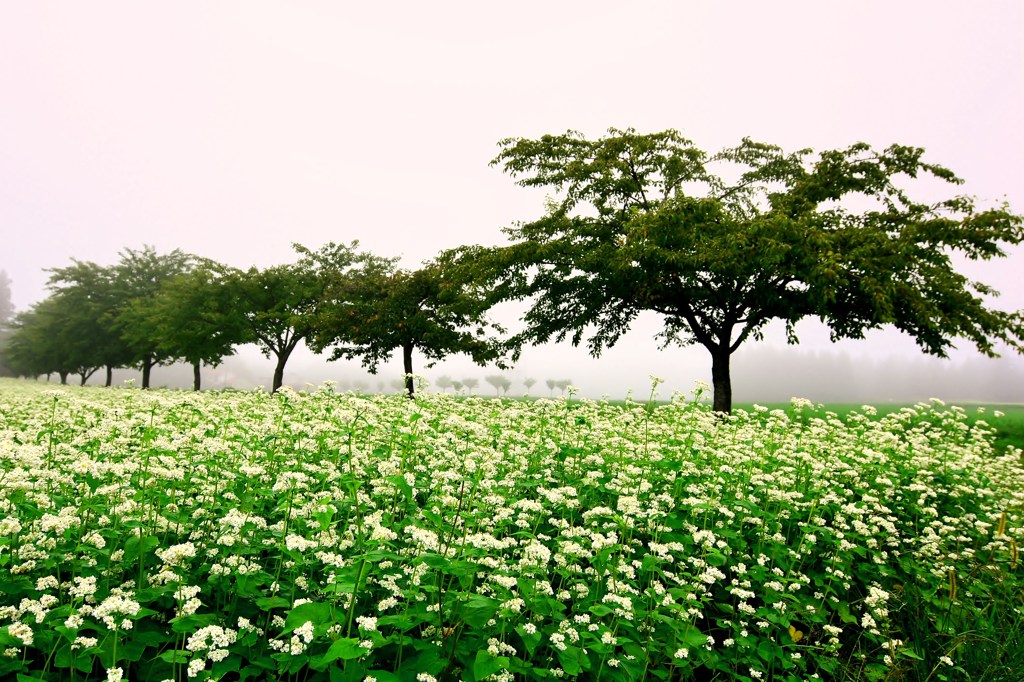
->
[318,637,367,665]
[158,650,190,664]
[410,644,447,675]
[0,658,27,677]
[463,594,499,629]
[54,625,77,643]
[170,613,217,633]
[704,551,728,567]
[837,601,858,624]
[361,671,401,682]
[283,602,333,633]
[0,626,25,647]
[255,596,292,611]
[212,655,242,677]
[122,533,160,563]
[557,646,586,675]
[387,474,414,501]
[516,624,543,656]
[679,627,707,649]
[474,650,510,681]
[757,638,782,662]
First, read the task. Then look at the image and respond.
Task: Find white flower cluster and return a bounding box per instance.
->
[92,594,139,631]
[155,541,197,567]
[269,620,315,656]
[185,624,238,676]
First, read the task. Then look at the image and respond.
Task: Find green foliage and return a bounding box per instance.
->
[2,299,81,381]
[218,241,382,391]
[482,128,1024,413]
[40,260,134,380]
[306,252,509,396]
[109,246,195,378]
[123,265,247,383]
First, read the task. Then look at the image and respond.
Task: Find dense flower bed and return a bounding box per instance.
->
[0,380,1021,681]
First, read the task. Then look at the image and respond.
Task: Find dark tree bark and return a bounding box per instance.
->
[711,348,732,414]
[402,341,415,397]
[141,357,155,389]
[272,350,292,392]
[105,365,113,387]
[58,371,69,385]
[192,361,201,391]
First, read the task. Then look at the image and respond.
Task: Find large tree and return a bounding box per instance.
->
[306,253,509,397]
[485,128,1024,412]
[45,259,134,386]
[109,246,195,388]
[222,242,380,391]
[122,265,247,390]
[3,294,104,384]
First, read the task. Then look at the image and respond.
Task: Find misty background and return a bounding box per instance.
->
[2,2,1022,402]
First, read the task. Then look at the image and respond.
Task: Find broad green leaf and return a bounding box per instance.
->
[283,602,333,633]
[515,624,542,656]
[473,650,509,681]
[318,637,367,664]
[158,650,190,664]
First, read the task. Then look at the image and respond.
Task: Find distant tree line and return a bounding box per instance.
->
[0,243,507,395]
[2,129,1022,412]
[0,270,14,378]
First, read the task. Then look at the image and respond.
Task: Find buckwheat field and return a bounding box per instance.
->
[1,379,1022,681]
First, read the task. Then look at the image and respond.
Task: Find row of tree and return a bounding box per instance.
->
[433,375,571,396]
[1,243,506,394]
[3,129,1022,411]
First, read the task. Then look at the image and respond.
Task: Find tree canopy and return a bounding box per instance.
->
[123,265,247,390]
[35,259,134,385]
[220,242,384,391]
[107,246,195,388]
[306,252,509,397]
[482,128,1024,412]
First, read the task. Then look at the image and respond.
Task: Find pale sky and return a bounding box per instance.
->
[2,1,1022,400]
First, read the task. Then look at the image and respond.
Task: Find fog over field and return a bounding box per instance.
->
[2,1,1022,402]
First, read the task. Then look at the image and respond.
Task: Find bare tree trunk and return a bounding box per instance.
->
[711,348,732,414]
[59,371,69,385]
[105,365,113,387]
[193,361,201,391]
[272,350,292,392]
[141,356,154,389]
[402,342,415,398]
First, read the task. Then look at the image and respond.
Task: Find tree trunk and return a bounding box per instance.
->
[105,365,113,387]
[79,373,87,386]
[711,348,732,414]
[193,361,201,391]
[59,371,69,385]
[272,351,291,392]
[402,342,415,398]
[141,358,154,389]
